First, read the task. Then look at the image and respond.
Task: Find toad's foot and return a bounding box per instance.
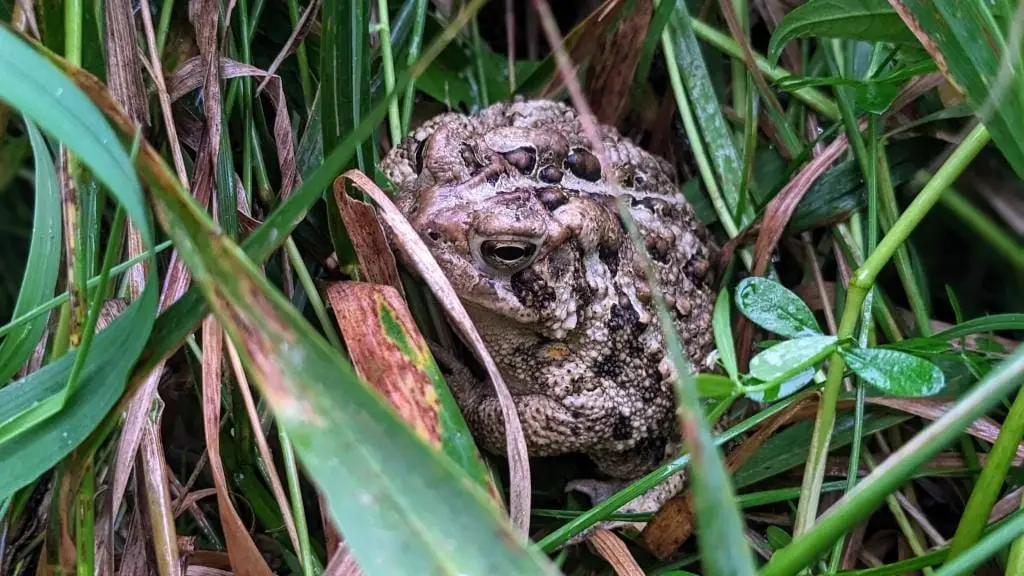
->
[563,468,686,546]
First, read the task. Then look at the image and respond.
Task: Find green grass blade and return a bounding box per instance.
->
[891,0,1024,176]
[0,26,158,496]
[0,286,156,500]
[0,119,62,384]
[768,0,918,62]
[0,27,152,247]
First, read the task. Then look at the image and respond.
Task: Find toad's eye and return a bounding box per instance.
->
[565,148,601,182]
[502,146,537,174]
[477,239,540,272]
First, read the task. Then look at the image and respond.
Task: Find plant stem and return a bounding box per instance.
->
[376,0,402,145]
[792,124,992,537]
[947,382,1024,557]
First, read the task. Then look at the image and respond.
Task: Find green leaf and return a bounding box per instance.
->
[839,347,946,396]
[0,119,62,384]
[735,277,823,339]
[0,289,156,500]
[889,0,1024,176]
[749,335,838,382]
[768,0,918,63]
[745,368,815,403]
[0,28,152,247]
[0,27,158,495]
[696,373,738,398]
[712,288,738,382]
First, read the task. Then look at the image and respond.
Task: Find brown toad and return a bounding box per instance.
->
[381,98,718,486]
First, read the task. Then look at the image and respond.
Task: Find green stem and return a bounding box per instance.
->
[689,19,839,120]
[935,510,1024,576]
[947,383,1024,557]
[285,0,313,111]
[470,14,489,107]
[278,427,314,576]
[792,124,991,537]
[75,458,94,576]
[937,186,1024,271]
[400,0,428,133]
[376,0,402,145]
[762,345,1024,576]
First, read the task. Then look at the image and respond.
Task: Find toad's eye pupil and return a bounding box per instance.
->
[413,139,427,173]
[494,245,526,261]
[482,241,537,268]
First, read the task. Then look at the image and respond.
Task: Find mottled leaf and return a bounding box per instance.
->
[840,347,946,396]
[735,277,823,339]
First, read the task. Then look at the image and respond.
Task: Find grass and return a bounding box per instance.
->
[0,0,1023,574]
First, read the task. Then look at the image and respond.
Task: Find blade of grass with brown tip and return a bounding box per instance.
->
[325,281,500,501]
[337,170,533,535]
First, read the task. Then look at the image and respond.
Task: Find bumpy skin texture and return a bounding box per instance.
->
[381,98,719,481]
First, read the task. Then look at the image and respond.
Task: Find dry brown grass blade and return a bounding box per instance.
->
[255,0,321,97]
[335,170,533,535]
[716,0,789,122]
[641,394,814,557]
[12,0,41,39]
[588,529,645,576]
[168,57,298,199]
[862,397,1024,462]
[103,0,149,127]
[734,132,852,369]
[324,282,444,445]
[139,0,190,188]
[201,317,274,576]
[111,255,200,518]
[332,183,403,293]
[536,0,624,99]
[119,507,150,575]
[584,0,652,126]
[58,147,85,348]
[223,338,302,552]
[140,414,183,576]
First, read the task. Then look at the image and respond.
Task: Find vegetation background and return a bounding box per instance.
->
[0,0,1022,574]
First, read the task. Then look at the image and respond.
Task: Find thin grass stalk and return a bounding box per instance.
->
[376,0,402,145]
[400,0,428,133]
[279,426,315,576]
[74,458,94,576]
[947,384,1024,558]
[286,0,314,110]
[0,241,172,340]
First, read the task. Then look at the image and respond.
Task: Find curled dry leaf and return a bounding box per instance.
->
[335,171,533,535]
[167,57,299,199]
[588,529,645,576]
[201,317,274,576]
[332,180,403,293]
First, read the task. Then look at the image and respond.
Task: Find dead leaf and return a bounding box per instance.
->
[335,171,532,535]
[588,529,645,576]
[201,317,274,576]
